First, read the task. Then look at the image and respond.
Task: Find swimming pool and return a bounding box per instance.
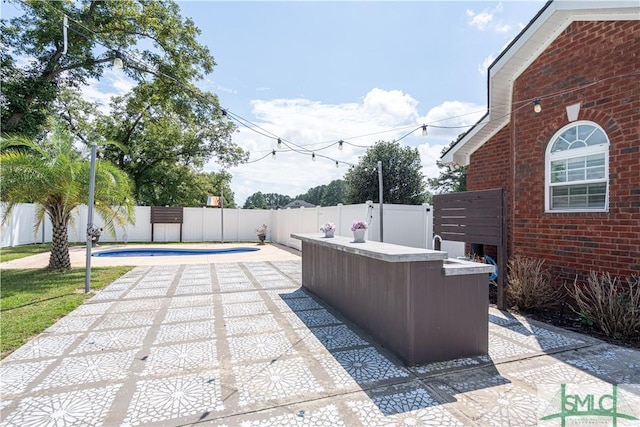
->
[92,247,260,257]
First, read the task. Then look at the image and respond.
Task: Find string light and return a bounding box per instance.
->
[271,150,276,159]
[312,153,316,162]
[335,160,339,168]
[25,0,640,170]
[533,98,542,113]
[113,51,123,69]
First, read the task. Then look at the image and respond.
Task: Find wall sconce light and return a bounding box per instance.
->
[533,98,542,113]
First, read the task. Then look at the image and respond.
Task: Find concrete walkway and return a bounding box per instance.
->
[1,246,639,426]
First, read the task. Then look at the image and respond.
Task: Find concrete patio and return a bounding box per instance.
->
[1,247,639,426]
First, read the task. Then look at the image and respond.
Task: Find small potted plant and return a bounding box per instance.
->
[256,224,268,244]
[320,222,336,238]
[351,220,368,243]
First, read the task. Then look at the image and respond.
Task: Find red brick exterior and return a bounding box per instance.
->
[468,20,640,284]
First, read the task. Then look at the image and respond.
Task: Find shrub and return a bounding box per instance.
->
[567,272,640,339]
[506,256,561,310]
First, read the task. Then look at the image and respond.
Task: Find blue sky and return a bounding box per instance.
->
[4,1,546,206]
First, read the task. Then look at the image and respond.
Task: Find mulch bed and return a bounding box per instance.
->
[489,285,640,350]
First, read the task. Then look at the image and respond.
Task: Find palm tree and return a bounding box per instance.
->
[1,128,135,270]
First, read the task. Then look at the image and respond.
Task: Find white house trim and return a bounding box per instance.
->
[442,1,639,166]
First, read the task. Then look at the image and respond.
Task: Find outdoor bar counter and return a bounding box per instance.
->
[292,233,495,365]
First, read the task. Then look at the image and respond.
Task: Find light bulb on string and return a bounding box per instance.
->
[338,140,344,151]
[422,124,428,136]
[113,51,123,69]
[335,161,339,168]
[533,98,542,113]
[271,150,276,159]
[312,153,316,162]
[221,110,228,123]
[277,138,282,149]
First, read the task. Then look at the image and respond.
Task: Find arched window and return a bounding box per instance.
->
[545,121,609,211]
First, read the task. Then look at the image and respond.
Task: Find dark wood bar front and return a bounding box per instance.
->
[292,233,493,365]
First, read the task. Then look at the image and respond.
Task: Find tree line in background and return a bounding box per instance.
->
[0,0,466,269]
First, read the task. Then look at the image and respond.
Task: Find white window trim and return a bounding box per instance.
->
[544,121,609,213]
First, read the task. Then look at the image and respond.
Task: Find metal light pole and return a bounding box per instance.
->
[377,161,384,242]
[220,186,224,243]
[84,141,97,294]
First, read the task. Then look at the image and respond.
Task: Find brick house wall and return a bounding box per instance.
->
[468,20,640,284]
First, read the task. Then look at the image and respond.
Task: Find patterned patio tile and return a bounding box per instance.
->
[153,320,216,345]
[90,289,127,301]
[0,384,121,427]
[224,404,346,427]
[227,332,296,363]
[164,306,215,323]
[0,360,54,397]
[222,301,270,318]
[219,291,264,304]
[94,311,156,330]
[255,279,296,289]
[71,327,149,354]
[34,350,137,390]
[110,298,164,313]
[67,301,113,317]
[506,357,609,386]
[3,334,82,362]
[411,355,492,377]
[169,294,215,308]
[315,347,410,388]
[495,322,588,353]
[142,341,219,377]
[561,346,640,384]
[225,314,282,336]
[282,309,342,329]
[135,278,174,289]
[44,314,101,334]
[125,287,170,299]
[272,297,324,313]
[297,324,370,352]
[232,357,323,407]
[347,385,465,426]
[174,284,214,295]
[433,380,538,426]
[218,281,256,292]
[488,334,536,362]
[266,288,308,300]
[122,371,224,426]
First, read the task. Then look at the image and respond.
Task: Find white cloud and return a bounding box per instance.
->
[478,54,495,75]
[467,10,494,31]
[207,92,484,206]
[80,69,135,114]
[466,2,513,34]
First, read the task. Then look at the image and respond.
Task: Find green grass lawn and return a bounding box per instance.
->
[0,243,53,263]
[1,266,132,358]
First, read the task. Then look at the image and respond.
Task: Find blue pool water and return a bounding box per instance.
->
[93,247,259,257]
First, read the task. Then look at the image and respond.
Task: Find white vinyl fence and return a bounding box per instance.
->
[1,202,464,257]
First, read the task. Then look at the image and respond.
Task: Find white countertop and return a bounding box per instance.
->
[291,233,448,263]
